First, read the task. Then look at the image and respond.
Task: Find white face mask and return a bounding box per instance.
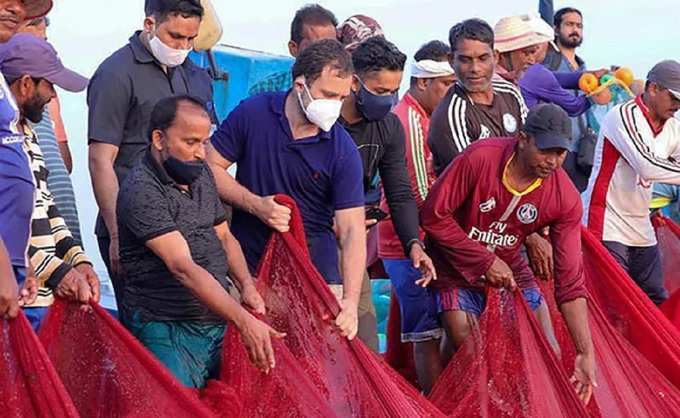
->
[148,32,191,67]
[296,83,342,132]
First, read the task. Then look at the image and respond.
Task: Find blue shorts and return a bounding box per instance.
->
[438,287,543,317]
[383,258,442,343]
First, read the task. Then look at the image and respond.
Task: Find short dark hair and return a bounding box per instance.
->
[414,40,450,62]
[145,0,204,23]
[554,7,583,27]
[291,38,353,83]
[448,18,494,54]
[352,36,406,76]
[290,4,337,44]
[410,40,451,86]
[148,95,208,140]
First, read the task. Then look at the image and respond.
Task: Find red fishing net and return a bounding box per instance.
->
[39,301,217,418]
[581,226,680,389]
[428,289,589,418]
[218,194,445,418]
[652,215,680,295]
[0,311,79,418]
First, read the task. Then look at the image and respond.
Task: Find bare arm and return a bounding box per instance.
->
[560,297,596,403]
[88,142,119,238]
[0,238,19,319]
[214,221,254,288]
[206,143,291,232]
[333,206,366,340]
[58,142,73,173]
[146,230,282,371]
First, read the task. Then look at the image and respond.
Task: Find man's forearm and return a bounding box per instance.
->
[559,297,594,355]
[89,159,119,237]
[209,163,262,214]
[219,232,255,287]
[173,262,249,326]
[59,142,73,174]
[338,226,366,306]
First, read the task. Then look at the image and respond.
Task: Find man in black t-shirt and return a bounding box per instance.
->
[428,18,528,176]
[339,36,436,350]
[117,96,282,388]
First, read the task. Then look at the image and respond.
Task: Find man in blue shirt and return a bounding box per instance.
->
[207,39,366,340]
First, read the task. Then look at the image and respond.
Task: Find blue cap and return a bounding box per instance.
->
[0,33,88,92]
[523,103,572,150]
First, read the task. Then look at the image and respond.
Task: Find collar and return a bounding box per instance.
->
[143,149,174,185]
[129,31,156,64]
[272,90,333,141]
[402,92,429,120]
[635,95,664,136]
[501,150,543,196]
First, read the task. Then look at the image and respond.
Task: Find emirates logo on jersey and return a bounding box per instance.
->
[469,221,518,248]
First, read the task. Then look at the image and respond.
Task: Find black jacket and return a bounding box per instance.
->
[341,113,420,254]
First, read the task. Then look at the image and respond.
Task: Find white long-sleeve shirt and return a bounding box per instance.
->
[583,96,680,246]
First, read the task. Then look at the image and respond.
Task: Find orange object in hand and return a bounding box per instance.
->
[579,73,599,94]
[614,67,635,87]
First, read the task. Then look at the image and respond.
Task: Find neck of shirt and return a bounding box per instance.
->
[502,153,543,196]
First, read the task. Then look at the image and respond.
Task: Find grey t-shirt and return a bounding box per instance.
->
[117,151,231,323]
[88,31,216,238]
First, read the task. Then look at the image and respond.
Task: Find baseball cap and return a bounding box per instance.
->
[523,103,572,150]
[647,60,680,101]
[24,0,52,20]
[0,33,88,92]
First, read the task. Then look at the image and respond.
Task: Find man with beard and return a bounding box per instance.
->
[0,34,100,328]
[0,0,52,321]
[541,7,594,191]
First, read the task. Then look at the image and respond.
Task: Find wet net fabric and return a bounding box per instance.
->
[428,289,589,418]
[580,226,680,389]
[0,311,79,418]
[39,301,217,418]
[653,215,680,296]
[218,194,445,418]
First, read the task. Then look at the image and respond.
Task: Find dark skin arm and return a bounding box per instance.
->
[145,230,284,372]
[58,142,73,173]
[560,297,596,404]
[214,221,264,315]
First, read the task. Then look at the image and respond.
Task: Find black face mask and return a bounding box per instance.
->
[162,156,204,185]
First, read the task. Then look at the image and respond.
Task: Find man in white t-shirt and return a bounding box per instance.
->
[583,60,680,305]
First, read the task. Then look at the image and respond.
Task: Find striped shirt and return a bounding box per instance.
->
[378,93,435,258]
[32,108,82,243]
[583,96,680,246]
[428,76,528,175]
[23,125,91,307]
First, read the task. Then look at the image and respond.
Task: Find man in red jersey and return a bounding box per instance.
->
[421,103,595,404]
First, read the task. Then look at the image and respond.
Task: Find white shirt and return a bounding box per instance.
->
[583,96,680,246]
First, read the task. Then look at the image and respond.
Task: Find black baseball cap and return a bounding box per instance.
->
[523,103,572,150]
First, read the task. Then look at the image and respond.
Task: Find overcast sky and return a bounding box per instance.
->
[44,0,679,275]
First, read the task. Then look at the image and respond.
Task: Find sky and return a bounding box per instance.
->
[44,0,679,277]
